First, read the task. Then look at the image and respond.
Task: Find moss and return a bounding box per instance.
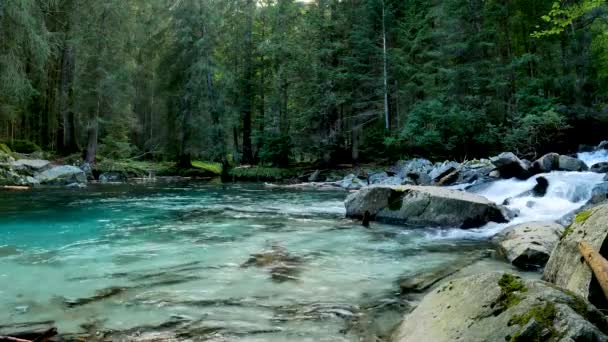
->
[0,143,11,154]
[229,166,301,181]
[509,303,557,342]
[560,224,573,239]
[496,274,527,311]
[1,139,41,153]
[191,161,222,175]
[574,210,592,224]
[95,159,177,177]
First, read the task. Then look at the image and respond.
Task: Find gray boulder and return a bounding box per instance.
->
[589,182,608,204]
[429,161,460,182]
[492,222,563,270]
[391,272,608,342]
[35,165,87,185]
[368,172,389,185]
[391,159,433,185]
[340,174,365,190]
[590,162,608,173]
[531,152,560,174]
[99,172,128,184]
[543,204,608,309]
[10,159,51,173]
[558,155,588,172]
[490,152,530,179]
[345,185,510,228]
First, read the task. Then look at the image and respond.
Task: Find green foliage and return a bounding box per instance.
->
[258,134,293,167]
[191,161,223,176]
[0,143,12,155]
[2,139,41,153]
[533,0,604,37]
[561,224,573,239]
[504,106,569,158]
[95,159,177,178]
[229,166,300,181]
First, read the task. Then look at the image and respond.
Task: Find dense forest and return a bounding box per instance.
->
[1,0,607,168]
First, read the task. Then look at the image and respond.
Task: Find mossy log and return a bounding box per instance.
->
[578,241,608,301]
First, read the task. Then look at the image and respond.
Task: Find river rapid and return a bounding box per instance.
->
[0,150,607,341]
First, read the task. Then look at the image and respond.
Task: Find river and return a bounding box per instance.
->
[0,150,606,341]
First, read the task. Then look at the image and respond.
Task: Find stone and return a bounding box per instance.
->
[308,169,321,182]
[429,161,460,182]
[368,172,389,185]
[345,185,510,229]
[391,273,608,342]
[531,153,560,174]
[80,162,94,180]
[589,182,608,204]
[490,152,530,179]
[10,159,51,172]
[558,155,588,172]
[35,165,87,185]
[543,204,608,309]
[340,174,366,190]
[99,172,128,184]
[598,140,608,150]
[590,162,608,173]
[492,222,563,270]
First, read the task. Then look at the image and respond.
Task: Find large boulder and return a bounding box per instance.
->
[345,185,510,228]
[391,273,608,342]
[492,222,563,270]
[589,182,608,205]
[35,165,87,185]
[390,159,433,185]
[590,162,608,174]
[429,161,460,182]
[340,174,366,190]
[543,204,608,309]
[10,159,51,173]
[490,152,530,179]
[558,155,589,172]
[531,153,560,174]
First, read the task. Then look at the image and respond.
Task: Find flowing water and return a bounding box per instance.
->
[1,150,607,341]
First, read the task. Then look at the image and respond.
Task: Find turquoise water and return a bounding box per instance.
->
[0,184,491,341]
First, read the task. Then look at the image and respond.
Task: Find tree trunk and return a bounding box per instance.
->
[85,120,98,164]
[241,0,254,164]
[60,45,78,154]
[381,0,390,130]
[579,241,608,301]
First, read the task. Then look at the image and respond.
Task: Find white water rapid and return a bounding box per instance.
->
[433,150,608,240]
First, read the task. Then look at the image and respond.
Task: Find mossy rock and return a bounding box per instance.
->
[392,272,608,342]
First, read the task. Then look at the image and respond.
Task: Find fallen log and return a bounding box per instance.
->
[578,240,608,301]
[1,186,31,191]
[0,327,57,342]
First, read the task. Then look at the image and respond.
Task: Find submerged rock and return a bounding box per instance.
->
[391,273,608,342]
[242,244,303,282]
[543,204,608,310]
[345,185,510,229]
[589,182,608,205]
[492,222,563,270]
[35,165,87,185]
[490,152,530,179]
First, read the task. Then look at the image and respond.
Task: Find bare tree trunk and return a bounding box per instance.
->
[60,45,78,154]
[241,0,254,164]
[85,120,98,164]
[381,0,390,130]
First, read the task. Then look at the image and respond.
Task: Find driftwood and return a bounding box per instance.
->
[0,327,57,342]
[1,186,31,191]
[578,241,608,301]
